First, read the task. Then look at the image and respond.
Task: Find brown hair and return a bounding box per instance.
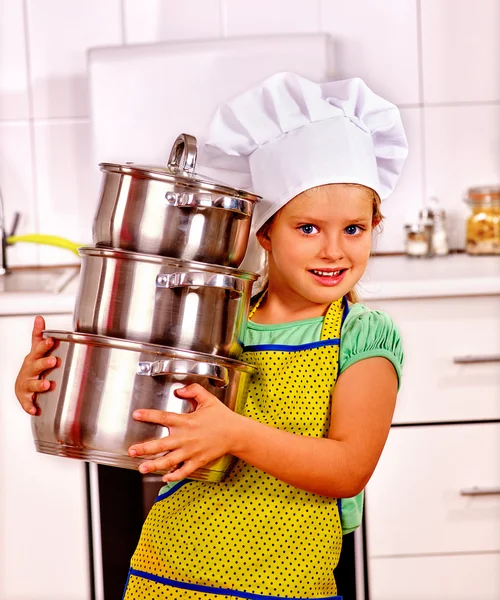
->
[257,183,383,305]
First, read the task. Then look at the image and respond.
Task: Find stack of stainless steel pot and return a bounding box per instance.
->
[32,133,261,482]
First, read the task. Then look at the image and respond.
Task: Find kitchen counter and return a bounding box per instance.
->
[359,252,500,301]
[0,253,499,316]
[0,276,79,316]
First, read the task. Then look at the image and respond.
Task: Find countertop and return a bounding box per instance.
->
[358,252,500,301]
[0,274,79,316]
[0,253,499,316]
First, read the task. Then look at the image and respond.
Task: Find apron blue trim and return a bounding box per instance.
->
[155,479,191,503]
[122,568,132,600]
[243,338,340,353]
[127,568,342,600]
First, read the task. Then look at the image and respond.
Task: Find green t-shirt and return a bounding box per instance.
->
[244,302,404,387]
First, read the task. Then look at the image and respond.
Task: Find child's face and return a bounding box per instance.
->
[259,184,374,309]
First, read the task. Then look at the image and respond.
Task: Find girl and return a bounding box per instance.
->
[15,72,408,599]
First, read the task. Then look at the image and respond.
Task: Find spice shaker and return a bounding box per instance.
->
[423,197,449,256]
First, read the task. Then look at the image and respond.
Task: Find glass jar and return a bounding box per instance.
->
[404,223,433,258]
[464,186,500,255]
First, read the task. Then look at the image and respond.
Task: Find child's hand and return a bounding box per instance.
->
[14,316,56,415]
[128,383,242,482]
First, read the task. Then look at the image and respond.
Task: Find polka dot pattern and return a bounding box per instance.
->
[123,299,344,599]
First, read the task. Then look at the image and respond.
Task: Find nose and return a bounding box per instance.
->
[318,231,344,262]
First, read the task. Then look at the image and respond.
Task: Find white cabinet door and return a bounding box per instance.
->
[368,296,500,424]
[0,314,90,600]
[369,553,500,600]
[366,424,500,557]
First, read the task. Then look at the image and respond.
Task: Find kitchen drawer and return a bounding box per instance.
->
[369,296,500,424]
[365,423,500,557]
[368,553,500,600]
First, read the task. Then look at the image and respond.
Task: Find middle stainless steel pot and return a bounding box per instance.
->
[74,247,258,359]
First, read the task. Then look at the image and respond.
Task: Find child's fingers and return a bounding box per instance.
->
[162,460,197,482]
[31,316,47,348]
[25,378,51,394]
[128,434,177,458]
[29,338,54,361]
[138,449,186,475]
[22,355,57,378]
[17,387,42,414]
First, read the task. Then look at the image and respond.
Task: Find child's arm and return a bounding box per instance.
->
[130,355,397,498]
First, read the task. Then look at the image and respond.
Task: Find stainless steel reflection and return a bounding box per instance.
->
[32,330,255,482]
[73,247,258,358]
[92,133,260,267]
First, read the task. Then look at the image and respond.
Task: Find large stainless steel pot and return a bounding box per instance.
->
[32,331,255,482]
[93,133,261,267]
[73,247,258,358]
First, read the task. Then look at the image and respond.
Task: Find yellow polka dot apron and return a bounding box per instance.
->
[123,298,347,600]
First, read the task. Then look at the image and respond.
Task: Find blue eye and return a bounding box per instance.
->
[299,224,318,235]
[345,225,362,236]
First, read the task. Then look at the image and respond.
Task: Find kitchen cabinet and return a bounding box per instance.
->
[364,295,500,600]
[372,295,500,425]
[0,313,90,600]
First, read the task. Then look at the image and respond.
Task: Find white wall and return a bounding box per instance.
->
[1,0,499,266]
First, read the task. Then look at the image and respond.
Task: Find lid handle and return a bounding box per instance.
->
[167,133,198,174]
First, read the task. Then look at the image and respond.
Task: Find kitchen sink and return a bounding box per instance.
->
[0,265,80,294]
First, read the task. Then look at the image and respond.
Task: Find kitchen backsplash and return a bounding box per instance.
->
[0,0,499,266]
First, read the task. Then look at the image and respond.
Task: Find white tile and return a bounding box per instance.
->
[371,108,425,255]
[421,0,500,104]
[26,0,122,119]
[319,0,420,106]
[88,34,332,165]
[0,122,38,266]
[33,120,99,265]
[424,104,500,250]
[224,0,319,36]
[124,0,221,44]
[0,0,30,119]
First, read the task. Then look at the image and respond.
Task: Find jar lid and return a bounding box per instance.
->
[418,207,435,222]
[99,133,261,204]
[465,186,500,204]
[405,223,431,234]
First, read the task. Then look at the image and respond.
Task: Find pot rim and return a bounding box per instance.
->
[43,330,256,374]
[99,162,261,204]
[79,246,259,280]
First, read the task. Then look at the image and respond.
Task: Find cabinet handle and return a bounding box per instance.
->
[460,486,500,496]
[453,354,500,364]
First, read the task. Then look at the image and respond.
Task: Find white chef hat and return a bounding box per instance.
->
[202,72,408,277]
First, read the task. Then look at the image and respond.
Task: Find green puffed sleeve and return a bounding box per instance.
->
[339,303,404,388]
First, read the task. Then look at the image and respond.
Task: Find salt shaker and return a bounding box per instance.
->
[426,196,449,256]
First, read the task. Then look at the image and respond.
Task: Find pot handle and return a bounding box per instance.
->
[167,133,197,174]
[165,191,252,219]
[137,358,229,387]
[156,272,244,297]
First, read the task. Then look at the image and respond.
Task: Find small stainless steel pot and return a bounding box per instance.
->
[92,133,261,268]
[73,247,258,358]
[32,331,255,482]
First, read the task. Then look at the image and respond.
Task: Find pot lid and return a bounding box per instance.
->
[99,133,260,203]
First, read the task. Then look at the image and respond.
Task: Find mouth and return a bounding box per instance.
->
[309,268,348,286]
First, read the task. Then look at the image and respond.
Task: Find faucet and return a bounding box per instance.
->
[0,186,20,276]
